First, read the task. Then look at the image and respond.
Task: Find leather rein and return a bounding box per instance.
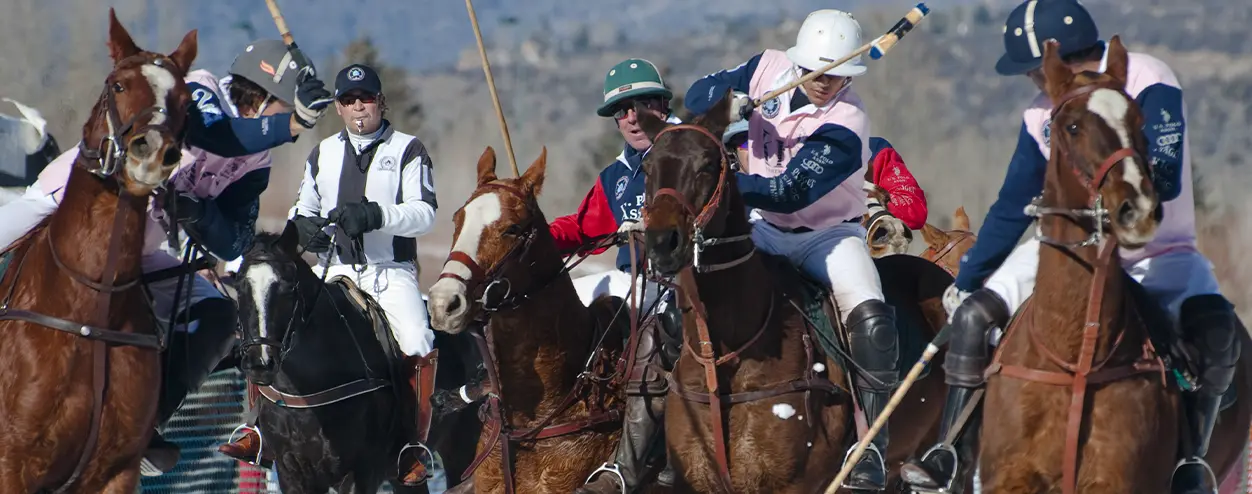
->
[0,58,182,494]
[649,123,843,491]
[441,182,652,494]
[983,83,1165,494]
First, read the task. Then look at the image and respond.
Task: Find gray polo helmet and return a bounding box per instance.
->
[228,39,309,106]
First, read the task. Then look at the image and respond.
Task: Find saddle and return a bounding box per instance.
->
[328,275,405,365]
[759,254,930,384]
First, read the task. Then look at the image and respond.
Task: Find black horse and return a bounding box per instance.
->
[234,223,481,493]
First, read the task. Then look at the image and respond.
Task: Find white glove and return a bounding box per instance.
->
[729,92,752,123]
[942,283,972,323]
[617,219,644,235]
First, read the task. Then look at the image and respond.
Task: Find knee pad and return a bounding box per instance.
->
[943,289,1010,388]
[846,300,899,379]
[1181,295,1241,392]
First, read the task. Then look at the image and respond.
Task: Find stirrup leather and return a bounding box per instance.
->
[583,462,628,494]
[226,423,265,467]
[840,442,887,489]
[397,442,435,485]
[1171,456,1219,494]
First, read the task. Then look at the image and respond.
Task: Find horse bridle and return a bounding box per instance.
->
[78,57,182,179]
[1025,83,1139,249]
[922,230,975,277]
[649,124,755,273]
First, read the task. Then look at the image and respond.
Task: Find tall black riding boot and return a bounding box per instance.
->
[142,297,239,477]
[578,319,670,494]
[1171,295,1241,494]
[841,300,900,491]
[901,288,1009,491]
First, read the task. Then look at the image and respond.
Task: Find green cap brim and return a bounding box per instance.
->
[596,87,673,117]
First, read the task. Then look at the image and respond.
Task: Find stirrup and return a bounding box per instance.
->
[903,443,960,492]
[840,442,887,490]
[397,442,435,485]
[584,462,627,494]
[226,423,265,467]
[1171,457,1219,494]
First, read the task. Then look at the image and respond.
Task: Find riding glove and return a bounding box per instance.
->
[329,201,384,238]
[293,215,332,253]
[730,91,753,122]
[293,72,333,129]
[164,191,206,224]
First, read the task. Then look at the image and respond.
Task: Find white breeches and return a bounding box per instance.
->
[0,186,56,252]
[571,269,668,314]
[749,215,885,322]
[985,238,1222,327]
[317,263,434,357]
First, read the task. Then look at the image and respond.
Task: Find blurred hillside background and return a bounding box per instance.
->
[2,0,1249,317]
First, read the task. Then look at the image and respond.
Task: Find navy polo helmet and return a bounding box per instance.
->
[996,0,1100,76]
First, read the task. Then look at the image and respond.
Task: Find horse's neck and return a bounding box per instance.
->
[489,241,593,405]
[690,208,774,352]
[1033,176,1130,364]
[46,165,148,283]
[279,279,388,389]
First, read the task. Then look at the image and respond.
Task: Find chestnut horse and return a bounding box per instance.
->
[427,148,634,494]
[637,93,963,492]
[919,207,976,277]
[0,10,196,493]
[978,37,1252,492]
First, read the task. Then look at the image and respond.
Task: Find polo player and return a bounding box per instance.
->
[902,1,1244,492]
[684,9,904,490]
[0,39,333,476]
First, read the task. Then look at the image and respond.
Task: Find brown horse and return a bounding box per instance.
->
[427,147,633,494]
[636,92,963,493]
[0,9,195,494]
[977,37,1252,493]
[919,207,976,277]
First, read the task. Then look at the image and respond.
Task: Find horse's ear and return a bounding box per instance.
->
[1103,35,1129,86]
[168,29,198,75]
[278,220,302,257]
[520,146,547,197]
[953,206,970,231]
[476,146,498,186]
[694,87,733,139]
[107,8,141,65]
[1041,39,1074,101]
[635,101,669,144]
[921,223,948,249]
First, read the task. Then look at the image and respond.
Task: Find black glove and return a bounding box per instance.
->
[293,72,333,129]
[164,191,205,224]
[329,201,384,238]
[292,215,331,253]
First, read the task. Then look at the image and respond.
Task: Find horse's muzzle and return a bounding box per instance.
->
[646,228,688,276]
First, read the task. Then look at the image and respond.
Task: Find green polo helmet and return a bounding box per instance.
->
[596,58,673,117]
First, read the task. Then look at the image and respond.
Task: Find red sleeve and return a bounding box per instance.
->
[872,147,928,230]
[549,179,619,255]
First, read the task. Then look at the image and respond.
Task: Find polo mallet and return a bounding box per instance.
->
[464,0,521,177]
[263,0,315,76]
[823,326,952,493]
[745,3,930,116]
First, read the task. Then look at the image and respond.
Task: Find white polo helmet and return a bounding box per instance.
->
[785,9,867,77]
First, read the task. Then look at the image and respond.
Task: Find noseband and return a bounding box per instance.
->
[1025,83,1140,248]
[78,57,182,179]
[439,183,545,313]
[649,124,755,273]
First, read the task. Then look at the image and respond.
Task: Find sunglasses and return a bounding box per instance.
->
[612,97,665,120]
[337,92,378,105]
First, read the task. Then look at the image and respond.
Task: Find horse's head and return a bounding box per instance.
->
[428,147,550,334]
[79,9,197,196]
[234,223,311,385]
[863,183,913,257]
[1038,36,1159,248]
[640,89,742,276]
[921,206,976,277]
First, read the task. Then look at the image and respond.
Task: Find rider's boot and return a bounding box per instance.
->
[1171,295,1241,494]
[142,297,238,477]
[901,288,1010,491]
[431,360,489,416]
[400,350,440,487]
[218,382,271,466]
[841,299,900,491]
[578,308,674,494]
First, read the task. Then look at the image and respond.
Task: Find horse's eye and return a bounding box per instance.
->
[1066,123,1079,135]
[112,82,124,93]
